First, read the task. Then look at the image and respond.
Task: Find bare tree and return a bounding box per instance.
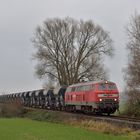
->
[32,17,113,85]
[124,13,140,116]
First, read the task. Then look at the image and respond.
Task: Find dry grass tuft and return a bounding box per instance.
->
[65,118,133,135]
[0,103,26,117]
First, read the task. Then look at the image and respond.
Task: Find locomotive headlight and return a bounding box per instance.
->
[114,98,117,101]
[99,98,102,102]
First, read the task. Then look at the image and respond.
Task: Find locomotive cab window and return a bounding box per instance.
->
[108,84,117,90]
[84,85,92,91]
[98,84,107,90]
[81,86,85,91]
[71,87,76,92]
[76,86,81,92]
[92,85,96,90]
[66,88,71,92]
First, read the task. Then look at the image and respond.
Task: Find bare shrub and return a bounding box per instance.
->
[0,103,26,117]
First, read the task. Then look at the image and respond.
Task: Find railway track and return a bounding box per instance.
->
[90,115,140,130]
[110,115,140,122]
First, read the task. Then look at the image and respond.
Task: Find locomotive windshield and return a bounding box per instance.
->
[108,84,117,90]
[98,83,117,90]
[98,84,107,90]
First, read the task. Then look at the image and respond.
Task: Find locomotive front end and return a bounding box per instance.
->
[96,81,119,115]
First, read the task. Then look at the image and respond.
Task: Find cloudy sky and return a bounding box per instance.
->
[0,0,140,93]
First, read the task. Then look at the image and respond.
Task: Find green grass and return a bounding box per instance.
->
[0,118,129,140]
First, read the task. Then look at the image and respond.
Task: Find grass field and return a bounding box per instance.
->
[0,118,129,140]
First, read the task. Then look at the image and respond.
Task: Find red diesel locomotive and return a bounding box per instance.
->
[65,80,119,115]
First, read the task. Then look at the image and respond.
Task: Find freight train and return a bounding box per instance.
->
[0,80,119,115]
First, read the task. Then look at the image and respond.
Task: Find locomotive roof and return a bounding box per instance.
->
[68,80,115,87]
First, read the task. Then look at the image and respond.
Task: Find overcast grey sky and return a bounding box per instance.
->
[0,0,140,93]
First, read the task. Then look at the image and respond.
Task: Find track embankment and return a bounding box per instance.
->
[25,107,140,130]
